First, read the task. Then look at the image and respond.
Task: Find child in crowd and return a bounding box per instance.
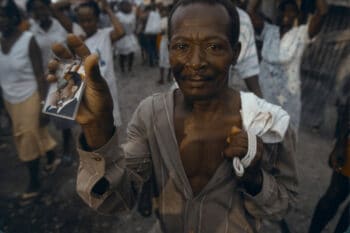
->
[115,0,139,74]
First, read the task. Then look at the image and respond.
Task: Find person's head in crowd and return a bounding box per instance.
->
[160,5,169,17]
[0,0,22,37]
[168,0,241,101]
[26,0,51,24]
[58,73,82,106]
[119,0,132,14]
[278,0,299,29]
[75,1,100,37]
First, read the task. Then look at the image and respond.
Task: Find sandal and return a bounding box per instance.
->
[44,158,62,174]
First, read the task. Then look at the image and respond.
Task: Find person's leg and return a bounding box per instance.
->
[335,203,350,233]
[62,128,73,165]
[158,67,164,84]
[119,54,126,73]
[21,158,40,199]
[45,149,61,174]
[167,69,172,82]
[150,35,158,67]
[128,53,134,72]
[308,172,349,233]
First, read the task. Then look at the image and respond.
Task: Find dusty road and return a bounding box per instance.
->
[0,55,342,233]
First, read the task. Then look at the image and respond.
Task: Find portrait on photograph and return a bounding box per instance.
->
[42,60,85,120]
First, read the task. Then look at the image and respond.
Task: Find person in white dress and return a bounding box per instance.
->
[248,0,328,133]
[0,0,57,201]
[75,0,125,127]
[157,6,171,84]
[115,0,138,73]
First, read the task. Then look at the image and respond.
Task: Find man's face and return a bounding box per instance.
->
[31,1,51,22]
[58,79,77,105]
[169,3,239,101]
[280,4,298,28]
[77,7,98,37]
[0,9,12,34]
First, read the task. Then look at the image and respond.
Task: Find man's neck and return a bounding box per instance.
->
[184,88,233,114]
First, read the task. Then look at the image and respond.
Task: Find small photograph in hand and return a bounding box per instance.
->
[42,59,85,120]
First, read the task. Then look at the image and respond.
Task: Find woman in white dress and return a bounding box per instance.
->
[157,6,171,84]
[115,1,139,73]
[0,0,57,201]
[75,0,125,127]
[248,0,328,134]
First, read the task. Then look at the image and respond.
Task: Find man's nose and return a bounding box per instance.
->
[188,45,207,70]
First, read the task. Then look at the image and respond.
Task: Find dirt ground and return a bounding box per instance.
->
[0,55,344,233]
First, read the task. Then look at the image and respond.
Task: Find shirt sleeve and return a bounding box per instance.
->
[76,97,153,214]
[243,128,299,220]
[234,9,260,79]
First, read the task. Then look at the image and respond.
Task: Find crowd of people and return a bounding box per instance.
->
[0,0,349,232]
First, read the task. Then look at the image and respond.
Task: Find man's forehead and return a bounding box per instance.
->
[171,3,231,29]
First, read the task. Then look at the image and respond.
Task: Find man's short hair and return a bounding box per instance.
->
[1,0,22,26]
[68,72,82,87]
[26,0,51,12]
[76,1,100,18]
[168,0,240,47]
[278,0,299,13]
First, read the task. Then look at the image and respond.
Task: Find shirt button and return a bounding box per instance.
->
[93,157,102,161]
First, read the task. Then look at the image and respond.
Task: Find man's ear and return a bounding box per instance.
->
[231,42,241,66]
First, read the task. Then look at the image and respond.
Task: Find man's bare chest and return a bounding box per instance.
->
[175,114,241,193]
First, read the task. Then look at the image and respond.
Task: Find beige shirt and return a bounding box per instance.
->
[76,89,298,233]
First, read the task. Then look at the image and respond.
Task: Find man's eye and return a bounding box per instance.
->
[207,44,223,51]
[172,43,189,51]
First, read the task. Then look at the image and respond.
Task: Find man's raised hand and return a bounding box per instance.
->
[48,34,115,149]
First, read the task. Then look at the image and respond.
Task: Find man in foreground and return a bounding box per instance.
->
[49,0,298,232]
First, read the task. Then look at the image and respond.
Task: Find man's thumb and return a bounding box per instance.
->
[84,53,103,83]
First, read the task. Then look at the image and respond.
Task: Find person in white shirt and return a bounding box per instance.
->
[75,0,125,127]
[157,6,171,84]
[0,0,57,202]
[115,0,139,73]
[229,5,262,97]
[248,0,328,133]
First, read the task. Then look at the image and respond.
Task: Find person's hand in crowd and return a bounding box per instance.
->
[48,34,114,149]
[96,0,110,12]
[224,126,264,195]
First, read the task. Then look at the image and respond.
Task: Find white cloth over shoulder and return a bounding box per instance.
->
[240,92,290,143]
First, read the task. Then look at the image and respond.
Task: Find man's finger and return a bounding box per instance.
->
[227,126,242,143]
[47,59,60,75]
[84,53,104,84]
[47,74,58,83]
[224,146,246,159]
[66,34,90,59]
[52,42,73,60]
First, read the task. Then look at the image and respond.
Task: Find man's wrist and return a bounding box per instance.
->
[82,118,115,150]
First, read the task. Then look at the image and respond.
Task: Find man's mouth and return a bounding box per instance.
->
[182,75,213,88]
